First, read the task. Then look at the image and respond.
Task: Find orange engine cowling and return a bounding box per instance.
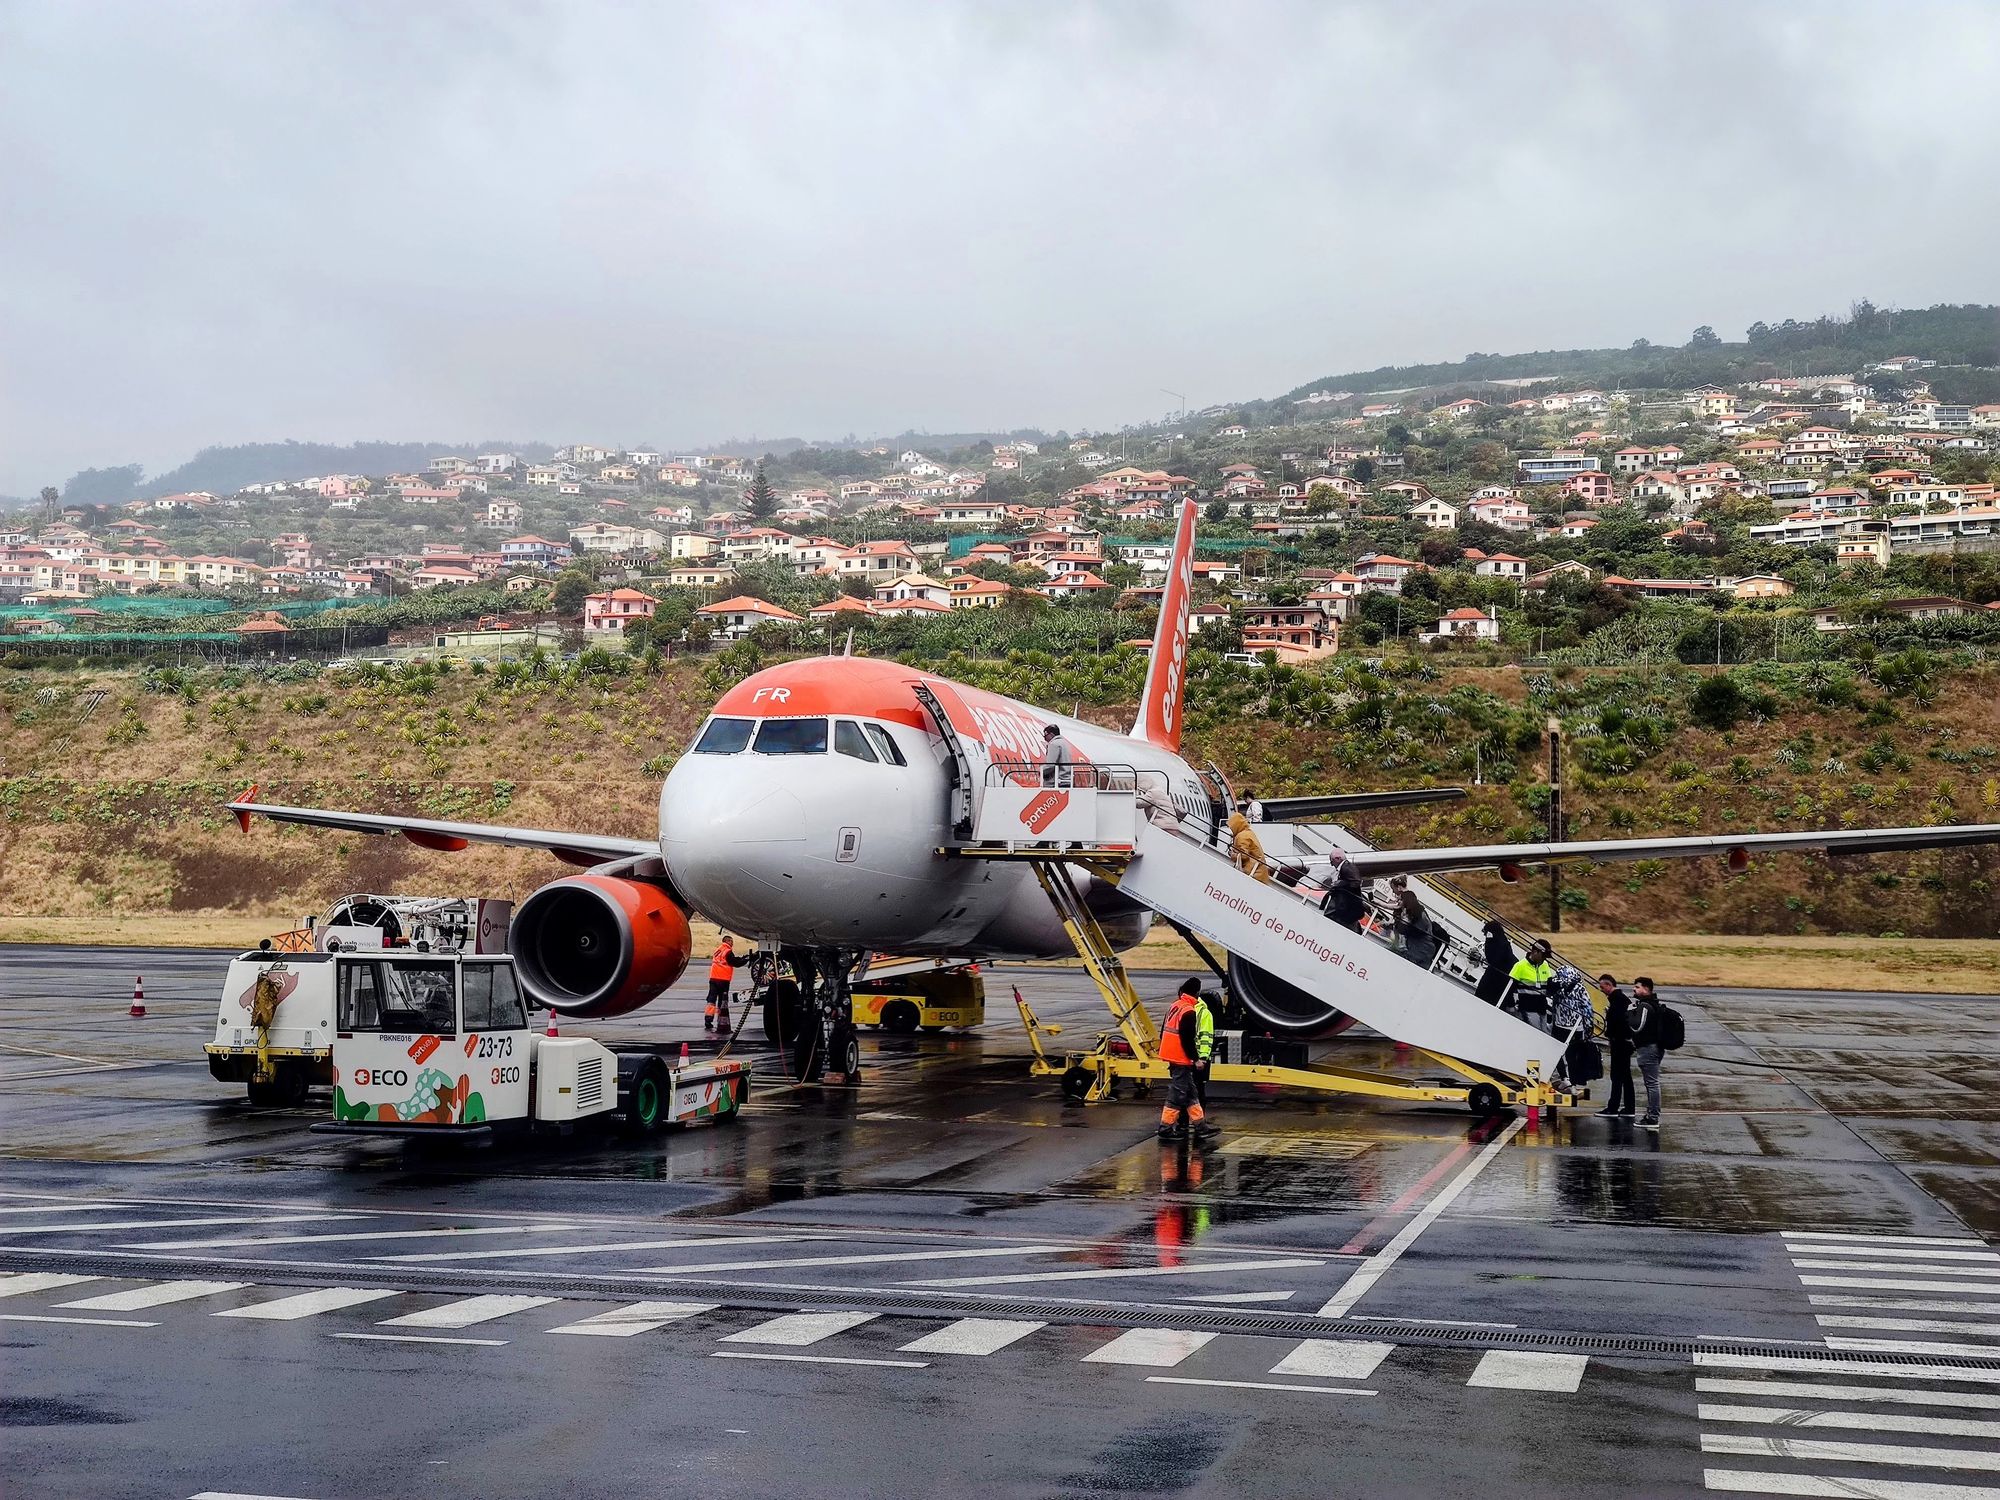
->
[511,875,692,1018]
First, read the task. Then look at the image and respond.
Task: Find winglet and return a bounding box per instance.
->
[234,784,259,833]
[1130,498,1198,751]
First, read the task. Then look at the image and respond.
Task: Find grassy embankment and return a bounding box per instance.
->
[4,656,1999,991]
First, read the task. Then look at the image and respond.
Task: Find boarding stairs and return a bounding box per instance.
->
[958,766,1572,1104]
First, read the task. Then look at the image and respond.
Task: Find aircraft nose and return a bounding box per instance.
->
[660,759,812,935]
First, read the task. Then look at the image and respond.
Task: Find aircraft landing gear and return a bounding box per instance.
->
[778,945,864,1086]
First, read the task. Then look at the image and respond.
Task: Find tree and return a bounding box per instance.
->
[1689,325,1722,349]
[551,570,594,615]
[1205,499,1230,523]
[38,486,59,522]
[1350,458,1376,484]
[744,462,777,523]
[1689,674,1745,729]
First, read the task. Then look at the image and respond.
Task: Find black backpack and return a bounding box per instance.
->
[1657,1003,1686,1051]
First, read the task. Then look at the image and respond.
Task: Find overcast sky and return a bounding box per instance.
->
[3,0,1996,494]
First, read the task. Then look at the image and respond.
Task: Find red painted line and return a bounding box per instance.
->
[1337,1115,1503,1256]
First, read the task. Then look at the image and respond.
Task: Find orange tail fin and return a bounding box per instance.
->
[1130,498,1198,751]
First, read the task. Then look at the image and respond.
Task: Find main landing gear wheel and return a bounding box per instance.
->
[624,1059,669,1135]
[761,980,804,1043]
[881,1000,920,1035]
[834,1028,861,1079]
[1060,1065,1094,1103]
[788,1026,821,1083]
[1467,1083,1505,1118]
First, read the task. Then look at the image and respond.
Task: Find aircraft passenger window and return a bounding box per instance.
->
[834,721,878,762]
[693,717,754,754]
[753,718,828,755]
[864,724,907,766]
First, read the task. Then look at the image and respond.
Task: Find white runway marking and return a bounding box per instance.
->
[1784,1232,1987,1248]
[721,1311,878,1347]
[642,1244,1070,1277]
[904,1256,1321,1289]
[1317,1116,1526,1318]
[1785,1246,2000,1264]
[1146,1376,1376,1396]
[382,1233,821,1264]
[1467,1350,1588,1392]
[1080,1328,1216,1367]
[377,1294,558,1329]
[1791,1260,2000,1278]
[712,1350,926,1369]
[0,1273,99,1298]
[1827,1336,2000,1359]
[1269,1339,1395,1381]
[329,1332,509,1348]
[1701,1403,2000,1440]
[1818,1315,2000,1338]
[190,1491,322,1499]
[130,1224,579,1251]
[0,1313,158,1328]
[1180,1290,1296,1304]
[1811,1295,2000,1315]
[1701,1431,2000,1473]
[1703,1470,2000,1498]
[1697,1351,2000,1383]
[1698,1378,2000,1410]
[60,1280,245,1311]
[0,1204,116,1217]
[1801,1276,2000,1296]
[898,1318,1045,1356]
[547,1301,716,1337]
[214,1288,399,1321]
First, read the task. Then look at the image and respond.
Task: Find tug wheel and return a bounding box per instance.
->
[1467,1083,1505,1117]
[881,1000,921,1035]
[1060,1065,1094,1103]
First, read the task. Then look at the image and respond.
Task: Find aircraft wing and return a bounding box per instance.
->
[1259,788,1467,822]
[226,794,657,869]
[1343,822,2000,880]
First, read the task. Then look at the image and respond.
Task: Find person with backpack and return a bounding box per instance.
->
[1626,975,1682,1130]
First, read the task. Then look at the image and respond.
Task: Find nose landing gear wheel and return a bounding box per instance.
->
[835,1028,861,1078]
[788,1027,821,1083]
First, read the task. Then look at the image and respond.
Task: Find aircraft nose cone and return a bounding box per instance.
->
[661,760,812,936]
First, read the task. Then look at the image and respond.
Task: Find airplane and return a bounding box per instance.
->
[230,498,2000,1082]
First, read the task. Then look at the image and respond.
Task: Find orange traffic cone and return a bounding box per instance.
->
[678,1041,690,1067]
[128,976,146,1018]
[545,1008,559,1038]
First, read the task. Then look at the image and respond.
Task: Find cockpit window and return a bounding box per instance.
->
[693,717,754,755]
[864,724,907,766]
[753,718,827,755]
[834,720,877,762]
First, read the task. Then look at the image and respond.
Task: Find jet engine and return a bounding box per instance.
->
[1227,953,1358,1039]
[510,875,692,1018]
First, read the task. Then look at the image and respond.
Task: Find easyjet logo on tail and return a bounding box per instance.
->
[1132,499,1198,751]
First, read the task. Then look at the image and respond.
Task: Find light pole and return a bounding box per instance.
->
[1547,715,1565,933]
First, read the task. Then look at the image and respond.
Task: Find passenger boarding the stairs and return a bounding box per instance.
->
[1548,964,1601,1092]
[1226,813,1271,882]
[1039,721,1075,788]
[1508,940,1557,1032]
[1157,978,1218,1145]
[1387,876,1441,969]
[1475,919,1516,1005]
[1320,848,1368,932]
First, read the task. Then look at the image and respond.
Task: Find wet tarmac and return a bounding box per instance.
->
[6,944,2000,1498]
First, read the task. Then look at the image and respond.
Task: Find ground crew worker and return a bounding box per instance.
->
[1158,978,1218,1144]
[1193,982,1216,1110]
[705,935,746,1033]
[1508,939,1556,1031]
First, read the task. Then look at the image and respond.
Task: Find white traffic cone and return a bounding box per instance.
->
[545,1007,559,1038]
[678,1040,690,1068]
[128,976,146,1019]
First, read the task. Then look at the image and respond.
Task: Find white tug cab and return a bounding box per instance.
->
[314,949,747,1141]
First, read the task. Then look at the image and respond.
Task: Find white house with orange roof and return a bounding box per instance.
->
[1423,606,1500,643]
[1039,570,1111,600]
[695,595,802,639]
[836,540,920,583]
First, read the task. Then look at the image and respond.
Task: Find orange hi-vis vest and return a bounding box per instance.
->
[1158,993,1199,1066]
[708,944,734,983]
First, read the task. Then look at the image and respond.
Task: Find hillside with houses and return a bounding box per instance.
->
[5,304,2000,669]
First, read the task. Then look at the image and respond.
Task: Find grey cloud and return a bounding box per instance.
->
[3,0,1996,493]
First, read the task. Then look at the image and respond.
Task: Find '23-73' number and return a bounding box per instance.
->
[477,1035,514,1059]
